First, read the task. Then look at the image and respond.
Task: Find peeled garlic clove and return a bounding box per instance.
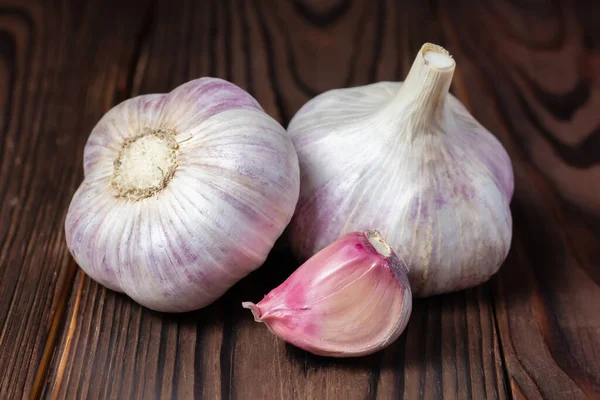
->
[65,78,300,312]
[243,230,412,357]
[288,43,513,297]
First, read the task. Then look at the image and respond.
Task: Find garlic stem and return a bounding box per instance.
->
[393,43,455,132]
[365,230,391,257]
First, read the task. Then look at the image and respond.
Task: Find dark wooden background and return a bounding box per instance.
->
[1,0,599,398]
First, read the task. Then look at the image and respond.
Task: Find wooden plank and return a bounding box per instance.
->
[42,1,509,399]
[0,0,148,398]
[440,1,600,398]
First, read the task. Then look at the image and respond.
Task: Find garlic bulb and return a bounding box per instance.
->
[243,230,412,357]
[288,43,513,297]
[65,78,300,312]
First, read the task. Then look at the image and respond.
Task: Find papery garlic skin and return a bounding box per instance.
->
[65,78,300,312]
[288,43,513,297]
[243,230,412,358]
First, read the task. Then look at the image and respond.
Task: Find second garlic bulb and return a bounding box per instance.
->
[288,43,514,297]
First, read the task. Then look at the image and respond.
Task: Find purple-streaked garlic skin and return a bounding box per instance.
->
[288,43,513,297]
[65,77,300,312]
[243,230,412,358]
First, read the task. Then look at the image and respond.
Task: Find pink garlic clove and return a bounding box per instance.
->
[243,230,412,358]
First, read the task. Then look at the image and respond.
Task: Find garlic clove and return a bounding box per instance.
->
[243,230,412,357]
[287,43,513,297]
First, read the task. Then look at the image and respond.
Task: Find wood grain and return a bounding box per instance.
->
[0,0,148,397]
[0,0,597,399]
[440,1,600,398]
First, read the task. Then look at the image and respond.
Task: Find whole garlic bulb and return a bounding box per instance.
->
[65,78,300,312]
[288,43,513,297]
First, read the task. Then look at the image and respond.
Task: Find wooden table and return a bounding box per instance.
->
[1,0,599,398]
